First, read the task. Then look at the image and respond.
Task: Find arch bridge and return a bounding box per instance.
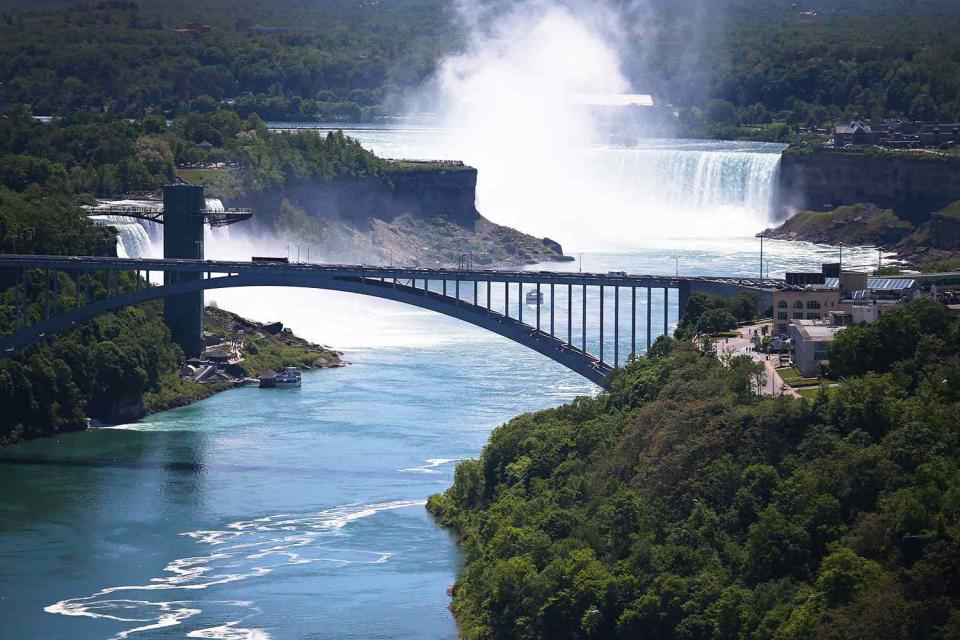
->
[0,255,786,388]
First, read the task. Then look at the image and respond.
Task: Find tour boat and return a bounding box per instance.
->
[525,290,543,305]
[274,367,302,389]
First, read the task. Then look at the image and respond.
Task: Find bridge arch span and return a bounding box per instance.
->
[2,273,613,387]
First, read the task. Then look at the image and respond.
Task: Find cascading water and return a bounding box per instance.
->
[89,214,157,258]
[87,199,163,258]
[608,144,782,216]
[87,198,235,259]
[204,198,231,247]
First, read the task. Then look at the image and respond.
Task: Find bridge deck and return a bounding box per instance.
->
[0,255,790,290]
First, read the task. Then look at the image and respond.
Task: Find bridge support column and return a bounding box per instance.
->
[614,286,619,368]
[14,269,21,331]
[663,288,669,337]
[581,285,586,351]
[162,184,206,358]
[44,268,50,320]
[646,288,652,350]
[599,285,604,365]
[549,283,554,336]
[678,280,691,323]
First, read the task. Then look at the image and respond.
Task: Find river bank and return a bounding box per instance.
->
[764,202,960,272]
[0,304,343,447]
[139,306,344,418]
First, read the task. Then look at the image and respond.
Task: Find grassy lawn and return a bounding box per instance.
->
[796,387,822,400]
[796,385,839,401]
[176,168,226,184]
[776,366,822,388]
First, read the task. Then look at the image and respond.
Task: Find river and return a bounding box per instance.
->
[0,127,884,639]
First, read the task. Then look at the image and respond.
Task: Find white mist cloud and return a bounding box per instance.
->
[400,0,778,249]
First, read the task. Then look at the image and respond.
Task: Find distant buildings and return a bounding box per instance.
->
[789,321,843,376]
[773,263,918,336]
[834,120,960,149]
[174,23,212,39]
[773,263,930,375]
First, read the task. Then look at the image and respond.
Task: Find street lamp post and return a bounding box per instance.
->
[759,233,764,280]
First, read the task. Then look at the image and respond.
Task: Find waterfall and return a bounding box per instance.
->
[602,143,784,224]
[204,198,232,246]
[88,200,163,259]
[329,126,787,248]
[89,215,157,258]
[466,140,786,246]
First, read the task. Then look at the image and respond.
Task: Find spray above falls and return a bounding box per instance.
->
[404,0,785,248]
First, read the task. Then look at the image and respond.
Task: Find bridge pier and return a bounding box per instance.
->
[678,279,691,323]
[162,184,206,358]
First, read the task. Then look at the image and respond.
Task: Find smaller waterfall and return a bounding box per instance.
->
[204,198,232,246]
[89,215,156,258]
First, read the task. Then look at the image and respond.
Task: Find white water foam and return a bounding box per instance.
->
[45,499,425,639]
[400,458,463,474]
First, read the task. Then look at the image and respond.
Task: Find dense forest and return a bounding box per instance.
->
[1,0,959,138]
[429,299,960,639]
[0,0,457,121]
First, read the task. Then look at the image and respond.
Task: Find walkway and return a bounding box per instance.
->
[713,322,797,397]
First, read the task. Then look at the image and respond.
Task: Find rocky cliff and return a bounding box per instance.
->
[225,161,570,267]
[778,148,960,224]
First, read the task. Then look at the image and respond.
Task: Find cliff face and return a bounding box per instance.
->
[226,162,568,266]
[778,149,960,224]
[233,163,480,229]
[763,203,914,245]
[930,207,960,250]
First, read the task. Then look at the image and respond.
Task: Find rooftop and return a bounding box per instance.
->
[790,319,845,341]
[817,277,917,291]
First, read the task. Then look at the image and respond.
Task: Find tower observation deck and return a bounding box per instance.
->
[86,185,254,357]
[83,203,252,227]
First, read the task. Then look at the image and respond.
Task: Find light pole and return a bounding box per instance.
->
[578,252,583,273]
[766,260,771,280]
[759,232,764,280]
[296,244,301,263]
[675,257,679,277]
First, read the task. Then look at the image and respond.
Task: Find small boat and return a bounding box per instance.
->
[274,367,302,389]
[526,290,544,305]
